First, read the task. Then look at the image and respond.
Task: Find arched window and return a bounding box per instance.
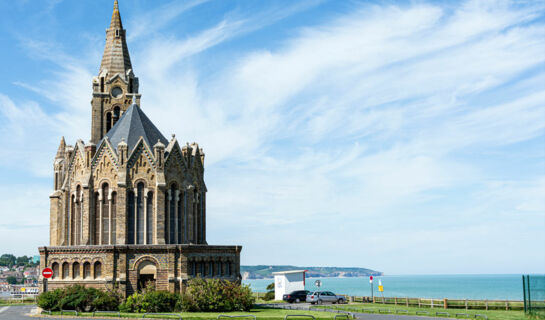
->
[209,261,214,277]
[169,185,176,243]
[94,262,102,279]
[62,262,69,279]
[146,191,153,244]
[76,186,82,245]
[111,192,117,244]
[73,262,80,279]
[183,191,188,243]
[113,107,120,126]
[178,192,183,243]
[128,190,135,244]
[193,190,198,243]
[164,191,168,244]
[70,195,75,245]
[83,262,91,279]
[94,192,100,244]
[216,262,222,276]
[225,262,231,276]
[52,263,59,279]
[101,183,110,244]
[136,183,145,244]
[106,112,112,132]
[200,191,205,243]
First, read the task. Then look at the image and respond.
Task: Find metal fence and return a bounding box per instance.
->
[523,274,545,315]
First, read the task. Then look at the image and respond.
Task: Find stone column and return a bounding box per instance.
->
[115,188,126,245]
[82,188,92,245]
[155,187,166,244]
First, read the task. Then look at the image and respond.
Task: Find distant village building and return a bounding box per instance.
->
[273,270,306,301]
[38,0,241,296]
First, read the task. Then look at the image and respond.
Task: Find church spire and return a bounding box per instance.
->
[99,0,132,77]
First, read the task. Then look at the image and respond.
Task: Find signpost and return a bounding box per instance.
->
[378,279,384,302]
[42,268,53,279]
[42,267,53,293]
[369,276,373,300]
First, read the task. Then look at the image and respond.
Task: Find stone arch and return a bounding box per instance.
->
[134,256,159,292]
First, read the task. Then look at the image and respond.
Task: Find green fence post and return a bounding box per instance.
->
[522,275,527,313]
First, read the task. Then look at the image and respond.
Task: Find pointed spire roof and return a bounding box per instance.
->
[56,136,66,159]
[102,102,168,153]
[99,0,132,77]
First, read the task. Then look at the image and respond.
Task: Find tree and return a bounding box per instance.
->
[16,256,30,266]
[263,282,275,301]
[0,254,16,267]
[6,276,18,285]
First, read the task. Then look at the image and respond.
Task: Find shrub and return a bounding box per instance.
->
[37,288,64,311]
[37,285,121,312]
[184,278,255,312]
[263,282,275,301]
[120,290,178,313]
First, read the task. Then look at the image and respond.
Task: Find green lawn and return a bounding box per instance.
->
[45,307,342,319]
[314,303,537,320]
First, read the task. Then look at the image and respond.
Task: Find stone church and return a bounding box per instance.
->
[38,1,241,296]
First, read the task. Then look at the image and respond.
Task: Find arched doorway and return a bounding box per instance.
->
[137,260,157,291]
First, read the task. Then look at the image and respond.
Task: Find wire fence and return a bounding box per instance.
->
[523,274,545,315]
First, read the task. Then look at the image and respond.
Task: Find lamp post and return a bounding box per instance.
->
[369,276,374,301]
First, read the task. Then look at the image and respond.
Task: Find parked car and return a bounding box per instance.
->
[283,290,311,303]
[307,291,346,304]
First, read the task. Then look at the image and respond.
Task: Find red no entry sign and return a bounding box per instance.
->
[42,267,53,279]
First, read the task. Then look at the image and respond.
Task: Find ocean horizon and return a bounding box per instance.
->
[243,274,526,300]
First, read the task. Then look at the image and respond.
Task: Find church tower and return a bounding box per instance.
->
[40,1,241,297]
[91,0,140,143]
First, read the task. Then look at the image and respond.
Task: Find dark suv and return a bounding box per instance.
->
[283,290,311,303]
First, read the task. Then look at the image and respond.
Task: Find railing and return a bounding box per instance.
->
[142,313,183,319]
[218,315,257,320]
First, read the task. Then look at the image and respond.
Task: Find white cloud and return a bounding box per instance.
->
[2,0,544,273]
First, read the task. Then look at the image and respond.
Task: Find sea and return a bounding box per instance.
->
[243,274,525,300]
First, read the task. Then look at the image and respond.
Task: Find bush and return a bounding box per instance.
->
[119,290,178,313]
[184,278,255,312]
[263,282,275,301]
[37,285,121,312]
[37,289,64,311]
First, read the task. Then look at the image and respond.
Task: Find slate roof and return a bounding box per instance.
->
[102,103,168,153]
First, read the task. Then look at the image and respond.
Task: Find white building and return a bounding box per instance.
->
[273,270,306,301]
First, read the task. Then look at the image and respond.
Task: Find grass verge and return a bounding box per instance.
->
[44,306,340,319]
[314,302,535,320]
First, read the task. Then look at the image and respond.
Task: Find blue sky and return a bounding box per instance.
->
[0,0,544,274]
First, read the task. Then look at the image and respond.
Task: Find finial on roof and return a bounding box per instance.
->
[154,139,165,148]
[171,134,176,139]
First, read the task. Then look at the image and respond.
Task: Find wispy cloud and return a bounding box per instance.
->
[1,0,544,272]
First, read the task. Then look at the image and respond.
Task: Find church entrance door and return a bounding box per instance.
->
[137,260,157,292]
